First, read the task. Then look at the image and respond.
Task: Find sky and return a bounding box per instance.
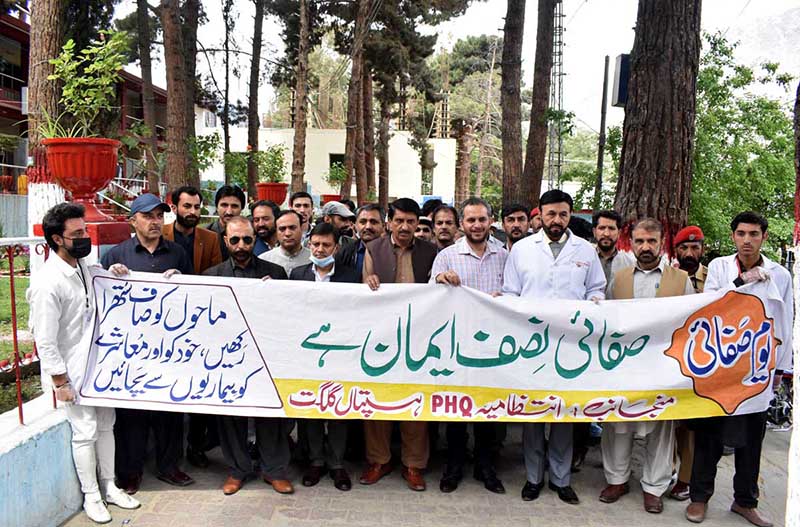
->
[115,0,800,133]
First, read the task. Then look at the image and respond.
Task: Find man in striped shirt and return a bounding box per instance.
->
[430,197,508,494]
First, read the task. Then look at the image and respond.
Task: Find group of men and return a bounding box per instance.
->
[30,185,791,527]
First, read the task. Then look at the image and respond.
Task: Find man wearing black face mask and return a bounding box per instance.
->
[30,203,141,523]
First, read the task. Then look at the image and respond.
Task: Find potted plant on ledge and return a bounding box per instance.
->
[38,31,129,222]
[321,162,347,204]
[255,144,289,205]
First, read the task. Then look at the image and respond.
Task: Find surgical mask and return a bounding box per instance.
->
[65,237,92,259]
[310,254,335,268]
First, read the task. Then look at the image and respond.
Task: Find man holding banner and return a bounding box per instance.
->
[687,212,793,527]
[502,189,606,505]
[601,218,695,514]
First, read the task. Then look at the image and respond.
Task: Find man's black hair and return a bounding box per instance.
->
[289,191,312,206]
[432,204,459,224]
[592,209,623,229]
[42,202,85,250]
[388,198,421,219]
[356,203,385,222]
[731,211,768,234]
[171,185,202,207]
[214,185,245,207]
[421,198,443,217]
[250,199,280,219]
[501,203,529,221]
[539,189,574,211]
[460,197,492,217]
[310,221,340,244]
[276,209,303,224]
[340,199,356,213]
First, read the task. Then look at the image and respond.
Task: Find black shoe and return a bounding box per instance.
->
[521,481,543,501]
[439,474,460,493]
[474,470,505,494]
[157,469,195,487]
[330,468,352,491]
[186,447,209,469]
[302,465,325,487]
[548,482,579,504]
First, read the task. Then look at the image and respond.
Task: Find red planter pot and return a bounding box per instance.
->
[42,137,121,222]
[256,182,289,205]
[321,193,342,204]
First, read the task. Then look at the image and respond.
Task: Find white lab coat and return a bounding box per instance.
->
[705,253,794,372]
[502,229,607,300]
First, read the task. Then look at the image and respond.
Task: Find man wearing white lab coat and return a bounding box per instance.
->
[29,203,140,524]
[502,190,606,505]
[686,211,793,527]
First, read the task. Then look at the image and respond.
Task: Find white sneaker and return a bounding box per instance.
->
[83,495,112,524]
[105,483,141,510]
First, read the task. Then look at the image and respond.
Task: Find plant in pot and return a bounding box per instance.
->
[321,162,347,204]
[38,30,129,222]
[255,144,289,205]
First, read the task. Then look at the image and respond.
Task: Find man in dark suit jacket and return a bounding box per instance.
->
[289,222,360,492]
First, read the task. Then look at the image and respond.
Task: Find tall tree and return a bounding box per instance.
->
[363,66,376,197]
[222,0,236,182]
[247,0,266,198]
[521,0,555,208]
[291,0,310,193]
[341,0,370,202]
[182,0,201,183]
[500,0,525,206]
[794,80,800,245]
[475,39,498,197]
[454,119,476,202]
[615,0,702,244]
[136,0,159,195]
[27,0,64,154]
[161,0,191,187]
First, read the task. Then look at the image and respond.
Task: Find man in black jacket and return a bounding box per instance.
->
[336,204,385,275]
[202,216,295,496]
[290,223,360,491]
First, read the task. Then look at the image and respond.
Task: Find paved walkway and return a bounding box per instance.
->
[62,424,791,527]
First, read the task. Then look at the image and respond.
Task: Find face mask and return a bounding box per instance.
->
[310,254,335,268]
[66,237,92,259]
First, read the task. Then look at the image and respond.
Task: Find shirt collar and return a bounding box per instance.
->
[634,257,667,274]
[280,245,305,258]
[51,252,80,277]
[390,234,414,250]
[133,234,167,253]
[543,230,569,245]
[597,246,618,261]
[313,263,336,281]
[229,256,257,272]
[455,236,497,257]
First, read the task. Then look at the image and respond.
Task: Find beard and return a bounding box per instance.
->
[466,230,489,244]
[256,226,275,241]
[507,228,526,242]
[231,248,251,263]
[544,223,565,241]
[678,255,699,272]
[176,212,199,229]
[637,251,658,265]
[597,237,616,251]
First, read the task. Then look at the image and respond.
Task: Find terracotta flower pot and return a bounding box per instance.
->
[42,137,121,222]
[256,182,289,205]
[321,193,342,204]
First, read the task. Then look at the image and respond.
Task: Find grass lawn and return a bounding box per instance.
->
[0,376,42,414]
[0,275,30,337]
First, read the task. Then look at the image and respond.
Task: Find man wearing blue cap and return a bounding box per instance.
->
[101,193,195,494]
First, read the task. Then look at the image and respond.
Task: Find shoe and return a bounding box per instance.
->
[731,503,773,527]
[104,483,140,509]
[302,465,325,487]
[521,481,543,501]
[330,468,352,491]
[643,491,663,513]
[439,474,460,493]
[186,447,210,469]
[222,475,243,495]
[83,494,112,524]
[157,469,195,487]
[599,482,630,503]
[402,467,426,491]
[686,502,707,523]
[549,482,580,504]
[670,481,690,501]
[474,470,505,494]
[263,476,294,494]
[359,463,392,485]
[116,474,141,495]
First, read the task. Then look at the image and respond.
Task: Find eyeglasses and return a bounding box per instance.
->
[227,236,254,245]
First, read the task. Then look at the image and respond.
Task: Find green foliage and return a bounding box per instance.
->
[188,133,222,174]
[64,0,121,61]
[42,31,130,138]
[113,8,162,64]
[0,132,18,152]
[224,144,288,187]
[324,162,348,186]
[689,32,795,259]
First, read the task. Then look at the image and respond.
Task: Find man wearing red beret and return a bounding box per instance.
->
[529,207,542,233]
[674,226,707,293]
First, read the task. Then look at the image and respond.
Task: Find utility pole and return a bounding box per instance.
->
[475,38,498,197]
[593,55,609,209]
[546,0,564,190]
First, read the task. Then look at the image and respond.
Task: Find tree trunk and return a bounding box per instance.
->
[354,54,368,204]
[454,121,475,203]
[27,0,63,154]
[222,0,233,183]
[521,0,555,208]
[161,0,190,187]
[341,0,370,199]
[500,0,526,207]
[363,66,376,197]
[378,97,390,210]
[291,0,310,193]
[182,0,200,186]
[137,0,160,195]
[247,0,265,198]
[475,40,498,198]
[614,0,702,249]
[793,80,800,245]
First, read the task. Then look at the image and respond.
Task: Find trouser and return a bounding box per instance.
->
[66,404,116,497]
[675,423,694,484]
[305,419,347,469]
[573,422,592,460]
[443,422,500,478]
[601,421,676,496]
[218,415,292,480]
[364,420,429,469]
[187,413,218,452]
[689,412,767,508]
[114,408,183,479]
[523,422,573,487]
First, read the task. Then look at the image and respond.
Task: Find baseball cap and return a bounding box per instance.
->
[130,193,170,217]
[321,201,355,219]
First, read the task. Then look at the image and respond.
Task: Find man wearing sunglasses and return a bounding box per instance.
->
[202,216,294,496]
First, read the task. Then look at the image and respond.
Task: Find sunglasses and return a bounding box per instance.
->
[227,236,254,245]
